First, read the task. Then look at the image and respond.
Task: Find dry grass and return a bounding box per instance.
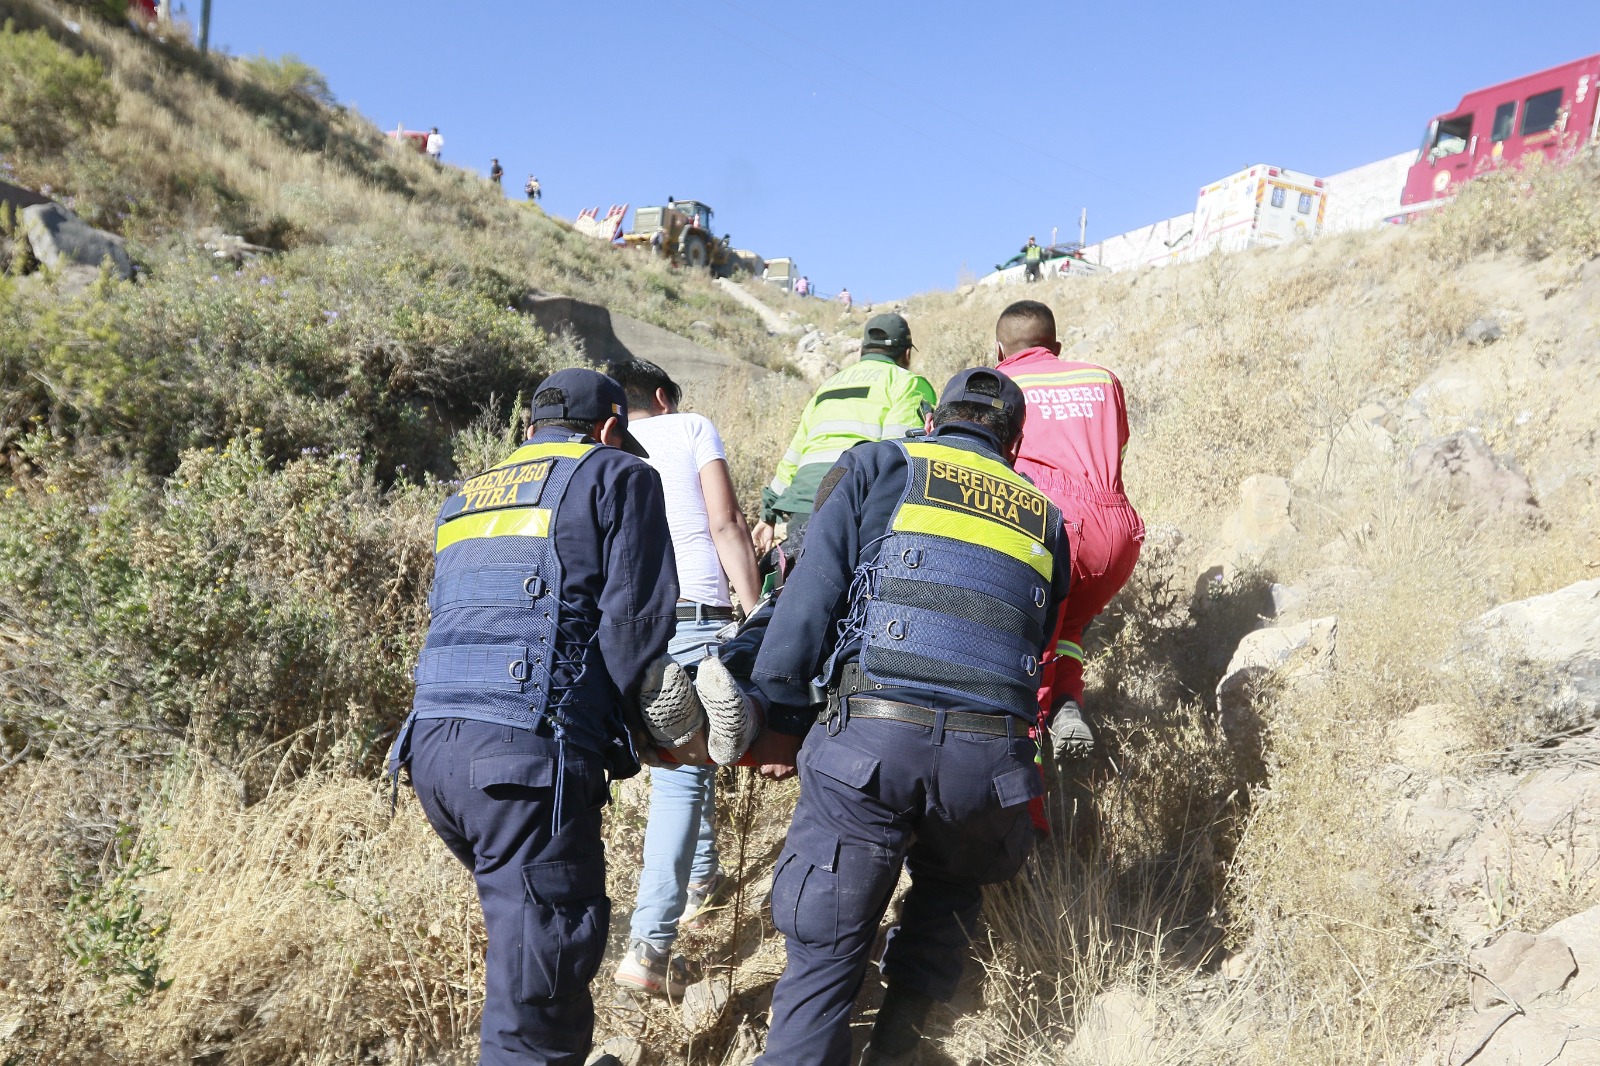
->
[5,5,1600,1061]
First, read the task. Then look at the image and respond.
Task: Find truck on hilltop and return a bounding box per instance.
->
[1401,53,1600,214]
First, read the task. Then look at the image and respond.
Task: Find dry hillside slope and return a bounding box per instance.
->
[2,4,1600,1063]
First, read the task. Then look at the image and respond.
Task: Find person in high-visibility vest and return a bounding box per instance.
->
[754,313,936,554]
[1022,235,1043,282]
[994,300,1144,814]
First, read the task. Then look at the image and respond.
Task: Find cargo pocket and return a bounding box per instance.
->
[769,820,841,950]
[520,853,609,1002]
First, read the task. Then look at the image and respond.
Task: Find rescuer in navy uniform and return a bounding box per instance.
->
[390,368,678,1066]
[749,368,1075,1066]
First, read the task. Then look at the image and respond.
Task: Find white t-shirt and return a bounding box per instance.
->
[628,412,730,607]
[425,132,443,155]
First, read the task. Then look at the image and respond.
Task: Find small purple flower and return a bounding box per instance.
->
[210,275,220,282]
[259,276,275,285]
[323,310,339,321]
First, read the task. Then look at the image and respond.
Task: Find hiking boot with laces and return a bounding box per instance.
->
[612,938,696,997]
[682,868,730,931]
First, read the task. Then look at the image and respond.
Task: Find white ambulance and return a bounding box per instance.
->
[1182,165,1327,259]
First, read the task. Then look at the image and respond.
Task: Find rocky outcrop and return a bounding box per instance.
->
[1421,900,1600,1066]
[20,202,133,280]
[1209,474,1296,569]
[1216,616,1338,766]
[1291,403,1398,494]
[1468,579,1600,731]
[1408,430,1540,521]
[791,328,861,381]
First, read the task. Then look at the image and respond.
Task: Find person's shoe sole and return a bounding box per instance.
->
[612,959,692,998]
[638,656,706,749]
[697,655,762,765]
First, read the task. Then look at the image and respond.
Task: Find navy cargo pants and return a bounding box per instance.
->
[406,718,610,1066]
[757,715,1042,1066]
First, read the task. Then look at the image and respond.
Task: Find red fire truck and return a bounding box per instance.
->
[1401,54,1600,214]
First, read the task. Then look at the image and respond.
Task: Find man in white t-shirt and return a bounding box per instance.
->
[607,359,762,997]
[425,126,443,164]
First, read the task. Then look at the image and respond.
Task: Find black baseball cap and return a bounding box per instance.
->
[862,313,914,354]
[529,368,649,458]
[939,367,1024,418]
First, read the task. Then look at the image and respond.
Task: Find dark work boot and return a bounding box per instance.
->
[860,985,935,1065]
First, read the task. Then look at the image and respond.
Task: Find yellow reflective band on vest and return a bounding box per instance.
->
[436,506,552,553]
[896,441,1054,580]
[493,441,595,468]
[1008,369,1113,388]
[1055,639,1084,662]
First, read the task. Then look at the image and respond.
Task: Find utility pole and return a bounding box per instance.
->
[199,0,212,55]
[1079,208,1088,248]
[157,0,170,21]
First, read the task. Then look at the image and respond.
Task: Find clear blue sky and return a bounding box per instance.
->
[209,1,1600,302]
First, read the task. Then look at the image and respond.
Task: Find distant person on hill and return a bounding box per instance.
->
[488,158,503,186]
[606,359,762,998]
[1022,235,1043,282]
[524,174,542,200]
[993,299,1144,833]
[795,275,810,297]
[424,127,443,164]
[838,287,852,310]
[754,313,934,554]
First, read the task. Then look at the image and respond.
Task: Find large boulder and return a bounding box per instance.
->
[1209,474,1296,570]
[1291,403,1398,495]
[1469,579,1600,729]
[21,202,133,280]
[1216,616,1338,766]
[1408,430,1539,521]
[1421,900,1600,1066]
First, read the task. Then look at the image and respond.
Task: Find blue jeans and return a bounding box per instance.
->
[628,617,723,949]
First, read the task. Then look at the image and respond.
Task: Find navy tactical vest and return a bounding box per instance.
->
[404,437,619,754]
[844,438,1064,721]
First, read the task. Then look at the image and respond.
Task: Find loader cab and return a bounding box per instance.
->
[674,200,715,232]
[1401,54,1600,211]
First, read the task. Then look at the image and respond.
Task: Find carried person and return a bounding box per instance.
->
[388,368,677,1066]
[748,369,1074,1066]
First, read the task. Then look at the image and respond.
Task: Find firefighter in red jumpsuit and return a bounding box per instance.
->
[994,300,1144,832]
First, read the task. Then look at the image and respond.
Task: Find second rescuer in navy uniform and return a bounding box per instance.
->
[750,369,1072,1065]
[389,368,677,1066]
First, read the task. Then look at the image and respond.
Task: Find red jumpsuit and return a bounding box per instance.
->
[998,348,1144,832]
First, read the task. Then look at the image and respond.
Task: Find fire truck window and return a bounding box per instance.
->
[1270,186,1286,209]
[1521,89,1564,135]
[1432,114,1473,159]
[1297,193,1313,215]
[1491,102,1517,142]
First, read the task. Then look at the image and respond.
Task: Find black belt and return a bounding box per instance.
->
[842,697,1016,737]
[676,603,735,622]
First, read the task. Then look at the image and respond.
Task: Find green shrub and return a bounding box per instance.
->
[239,52,335,105]
[2,242,582,479]
[0,435,437,771]
[0,21,116,156]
